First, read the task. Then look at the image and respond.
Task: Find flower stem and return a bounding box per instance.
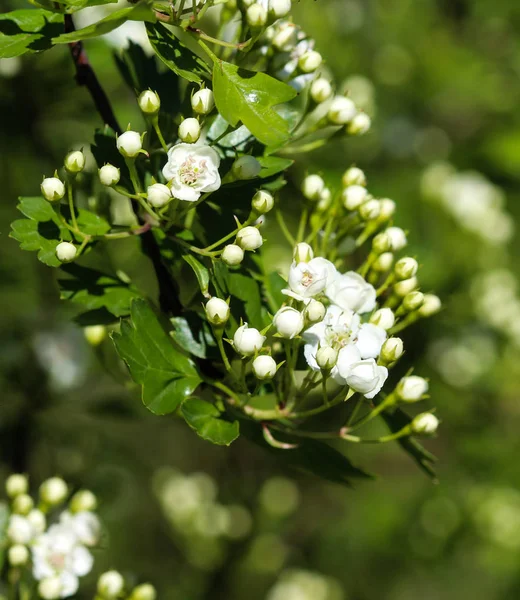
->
[275,209,296,247]
[67,182,78,231]
[152,117,169,152]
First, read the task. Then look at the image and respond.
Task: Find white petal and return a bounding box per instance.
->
[364,366,388,399]
[59,572,79,598]
[70,546,93,577]
[171,182,200,202]
[335,344,362,379]
[355,324,387,359]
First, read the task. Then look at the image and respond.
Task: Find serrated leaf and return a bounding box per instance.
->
[112,299,201,415]
[146,22,211,84]
[213,61,297,147]
[182,254,210,298]
[170,316,207,359]
[0,10,63,58]
[76,210,111,236]
[181,398,239,445]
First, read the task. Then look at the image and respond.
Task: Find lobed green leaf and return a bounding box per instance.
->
[181,398,239,446]
[0,9,63,59]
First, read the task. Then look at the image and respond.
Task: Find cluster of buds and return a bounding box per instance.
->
[97,571,156,600]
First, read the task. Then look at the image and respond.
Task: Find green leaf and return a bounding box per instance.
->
[0,9,63,59]
[182,254,210,298]
[212,61,297,147]
[170,316,208,359]
[146,22,211,84]
[181,398,239,445]
[49,0,118,11]
[257,156,294,179]
[58,264,141,317]
[76,210,111,236]
[215,264,266,329]
[112,299,201,415]
[10,197,72,267]
[52,3,156,44]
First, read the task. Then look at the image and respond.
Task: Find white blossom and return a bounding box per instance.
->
[178,118,201,143]
[397,375,428,402]
[369,308,395,330]
[385,226,407,251]
[221,244,244,266]
[273,307,305,339]
[302,174,324,201]
[40,477,68,506]
[419,294,442,317]
[138,90,160,115]
[334,345,387,398]
[394,257,418,280]
[6,474,28,498]
[98,571,125,599]
[236,226,263,251]
[342,167,366,188]
[117,131,142,158]
[347,112,371,135]
[252,355,277,380]
[233,324,265,356]
[7,515,34,545]
[252,190,274,214]
[342,184,368,210]
[41,178,65,202]
[298,50,322,73]
[284,258,329,302]
[205,297,230,326]
[310,78,333,103]
[56,242,77,264]
[59,511,100,547]
[99,164,120,187]
[232,155,261,180]
[328,96,357,125]
[380,337,404,363]
[64,151,85,174]
[9,544,29,566]
[146,183,171,208]
[326,271,376,314]
[191,88,214,115]
[411,412,439,435]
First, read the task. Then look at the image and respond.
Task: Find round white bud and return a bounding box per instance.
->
[347,112,371,135]
[269,0,291,18]
[6,474,28,499]
[38,577,62,600]
[70,490,98,513]
[317,187,332,212]
[418,294,442,317]
[138,90,160,115]
[393,277,418,297]
[306,299,326,323]
[129,584,157,600]
[372,232,391,254]
[178,118,201,143]
[372,252,394,272]
[378,198,396,221]
[369,308,395,330]
[221,244,244,266]
[394,257,418,280]
[273,307,304,339]
[316,346,338,370]
[272,23,297,50]
[397,376,429,402]
[359,199,381,221]
[233,324,265,356]
[39,477,68,506]
[117,131,142,158]
[246,3,267,27]
[385,226,407,251]
[293,242,314,263]
[84,325,107,347]
[41,177,65,202]
[205,297,230,326]
[236,226,263,251]
[402,291,424,312]
[99,164,120,187]
[328,96,357,125]
[411,412,439,435]
[64,150,85,173]
[8,544,29,567]
[7,516,32,544]
[342,167,366,188]
[342,184,368,210]
[27,510,46,534]
[147,183,171,208]
[252,355,277,380]
[252,190,274,214]
[12,494,33,515]
[191,88,214,115]
[232,155,262,180]
[298,50,322,73]
[302,174,325,201]
[310,78,333,103]
[380,337,404,363]
[55,242,77,263]
[98,571,125,599]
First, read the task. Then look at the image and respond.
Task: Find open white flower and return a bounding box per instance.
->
[59,511,100,547]
[326,271,376,314]
[334,345,388,398]
[283,258,329,302]
[355,323,387,359]
[162,143,221,202]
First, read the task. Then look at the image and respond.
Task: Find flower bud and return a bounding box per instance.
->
[347,112,371,135]
[27,510,46,534]
[372,232,391,254]
[342,167,366,188]
[380,337,404,363]
[369,308,395,330]
[6,474,28,498]
[178,118,201,143]
[39,577,62,600]
[138,90,160,115]
[252,190,274,214]
[359,199,380,221]
[385,226,407,251]
[84,325,107,346]
[269,0,291,18]
[12,494,33,515]
[293,242,313,263]
[316,346,338,370]
[310,78,333,103]
[396,375,428,402]
[393,277,418,297]
[402,291,424,312]
[70,490,97,513]
[342,184,368,210]
[129,584,157,600]
[232,155,262,180]
[117,130,143,158]
[394,257,418,280]
[328,96,357,125]
[418,294,441,317]
[64,150,86,173]
[233,324,265,356]
[298,50,322,73]
[378,198,396,221]
[98,571,125,599]
[205,297,230,326]
[221,244,244,266]
[7,516,32,545]
[8,544,29,567]
[246,3,267,27]
[55,242,77,263]
[41,177,65,202]
[236,226,263,251]
[252,355,277,380]
[273,307,304,339]
[147,183,171,208]
[372,252,394,272]
[301,174,325,201]
[39,477,68,506]
[306,299,326,323]
[317,187,332,212]
[99,164,120,187]
[272,23,297,50]
[191,88,214,115]
[411,412,439,435]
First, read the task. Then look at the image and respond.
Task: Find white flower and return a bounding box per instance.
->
[397,376,428,402]
[6,474,28,498]
[273,307,304,339]
[97,570,125,599]
[205,297,230,326]
[7,515,34,545]
[293,242,314,263]
[342,167,366,188]
[64,151,85,174]
[59,511,100,547]
[379,198,396,220]
[252,355,277,380]
[9,544,29,566]
[38,577,62,600]
[284,258,329,302]
[162,143,221,201]
[393,277,418,297]
[146,183,171,208]
[310,78,333,103]
[233,324,265,356]
[372,252,394,272]
[40,477,68,506]
[221,244,244,266]
[402,291,424,312]
[355,323,387,359]
[385,226,407,250]
[236,226,263,251]
[129,584,157,600]
[302,174,324,200]
[326,271,376,314]
[178,118,201,143]
[27,510,46,535]
[369,308,395,330]
[342,184,368,210]
[269,0,292,18]
[411,412,439,435]
[117,131,142,158]
[232,155,262,180]
[41,178,65,202]
[99,164,120,187]
[13,494,34,515]
[138,90,160,115]
[191,88,214,115]
[328,96,357,125]
[334,345,388,398]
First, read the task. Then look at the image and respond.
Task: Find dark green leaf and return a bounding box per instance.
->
[170,316,207,359]
[213,61,297,147]
[46,0,118,11]
[0,9,63,58]
[215,264,266,329]
[182,254,210,298]
[74,308,118,327]
[257,156,294,179]
[181,398,239,445]
[263,271,287,313]
[112,299,201,415]
[76,210,111,236]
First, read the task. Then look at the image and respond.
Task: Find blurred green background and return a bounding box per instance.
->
[2,0,520,598]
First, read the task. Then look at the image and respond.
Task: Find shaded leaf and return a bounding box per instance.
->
[181,398,239,445]
[77,210,111,236]
[170,316,207,359]
[0,502,9,572]
[182,254,210,298]
[257,156,294,179]
[0,9,63,58]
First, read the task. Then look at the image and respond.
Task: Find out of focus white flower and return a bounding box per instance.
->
[310,78,333,103]
[411,412,439,435]
[396,375,428,402]
[97,571,125,599]
[6,474,28,498]
[334,345,388,397]
[59,512,100,547]
[342,184,368,210]
[326,271,376,314]
[302,174,325,201]
[328,96,357,125]
[40,478,68,507]
[138,90,160,115]
[7,515,34,545]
